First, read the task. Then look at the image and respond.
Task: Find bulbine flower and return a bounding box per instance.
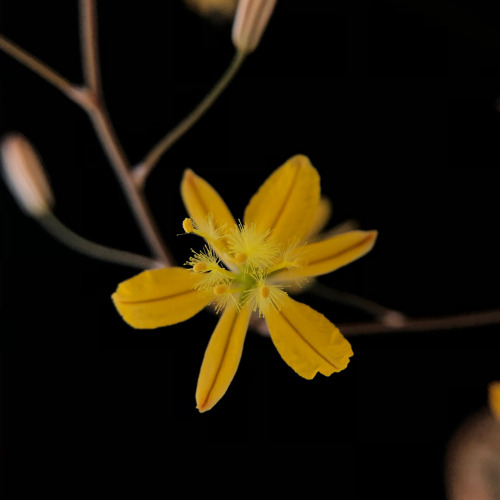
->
[112,155,378,412]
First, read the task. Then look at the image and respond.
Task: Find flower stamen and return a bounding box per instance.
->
[234,252,248,265]
[214,284,229,295]
[193,262,208,272]
[246,281,288,317]
[227,222,280,270]
[182,217,195,233]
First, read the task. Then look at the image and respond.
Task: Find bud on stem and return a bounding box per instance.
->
[232,0,277,54]
[1,134,54,216]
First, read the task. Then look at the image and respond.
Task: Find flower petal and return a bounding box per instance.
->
[112,267,211,329]
[181,169,236,232]
[272,230,378,282]
[244,155,320,245]
[304,196,332,240]
[265,296,353,379]
[196,302,252,412]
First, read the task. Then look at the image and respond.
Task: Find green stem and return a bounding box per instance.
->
[38,213,161,269]
[133,50,247,187]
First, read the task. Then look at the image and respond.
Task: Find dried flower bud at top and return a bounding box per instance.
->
[185,0,238,21]
[1,134,54,216]
[232,0,277,53]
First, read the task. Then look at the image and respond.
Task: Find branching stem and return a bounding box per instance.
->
[1,5,173,266]
[133,51,247,188]
[38,213,161,269]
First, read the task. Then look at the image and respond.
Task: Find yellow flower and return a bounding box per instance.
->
[112,155,378,412]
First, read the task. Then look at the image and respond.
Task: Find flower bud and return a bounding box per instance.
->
[232,0,277,54]
[1,134,54,216]
[185,0,238,21]
[446,409,500,500]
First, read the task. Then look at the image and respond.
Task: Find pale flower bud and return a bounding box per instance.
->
[184,0,238,20]
[1,134,54,216]
[232,0,277,53]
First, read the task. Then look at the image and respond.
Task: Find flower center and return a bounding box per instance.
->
[183,217,306,316]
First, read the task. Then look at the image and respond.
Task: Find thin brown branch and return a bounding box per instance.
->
[310,282,406,324]
[339,309,500,336]
[0,34,86,106]
[250,308,500,337]
[86,103,174,265]
[1,27,173,266]
[79,0,102,99]
[76,3,172,265]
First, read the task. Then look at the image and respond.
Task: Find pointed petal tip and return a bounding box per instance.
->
[196,400,212,413]
[365,230,379,250]
[183,168,195,181]
[288,154,312,166]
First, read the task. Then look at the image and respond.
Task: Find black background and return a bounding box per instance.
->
[1,1,499,497]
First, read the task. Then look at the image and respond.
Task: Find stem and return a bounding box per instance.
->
[1,16,174,266]
[133,50,247,187]
[0,34,86,106]
[77,2,173,266]
[38,213,161,269]
[250,308,500,337]
[339,309,500,336]
[86,103,174,266]
[310,282,406,326]
[79,0,102,99]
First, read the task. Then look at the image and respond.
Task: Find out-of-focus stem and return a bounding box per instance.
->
[133,50,247,188]
[86,103,174,265]
[339,309,500,336]
[38,213,161,269]
[77,1,172,266]
[310,282,407,327]
[250,307,500,337]
[0,34,86,106]
[0,10,174,266]
[79,0,102,99]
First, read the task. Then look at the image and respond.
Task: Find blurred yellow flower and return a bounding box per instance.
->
[112,155,378,412]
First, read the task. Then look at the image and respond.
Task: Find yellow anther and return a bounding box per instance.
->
[183,218,195,233]
[260,286,270,299]
[193,262,207,272]
[234,252,248,265]
[214,284,229,295]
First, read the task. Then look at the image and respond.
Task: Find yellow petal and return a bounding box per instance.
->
[272,230,378,282]
[304,196,332,240]
[266,296,353,379]
[181,169,236,232]
[489,382,500,422]
[196,302,252,412]
[112,267,211,329]
[244,155,320,245]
